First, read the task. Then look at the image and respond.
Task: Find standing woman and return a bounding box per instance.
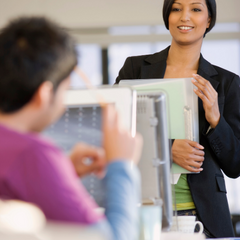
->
[115,0,240,238]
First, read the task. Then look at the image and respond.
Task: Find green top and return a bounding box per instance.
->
[173,174,195,210]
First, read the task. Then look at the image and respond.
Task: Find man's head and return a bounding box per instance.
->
[0,17,77,114]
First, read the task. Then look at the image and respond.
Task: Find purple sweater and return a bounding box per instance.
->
[0,124,103,224]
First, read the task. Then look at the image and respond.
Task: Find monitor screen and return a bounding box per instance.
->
[43,105,106,207]
[43,87,136,208]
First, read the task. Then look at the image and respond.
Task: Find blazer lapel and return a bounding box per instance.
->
[141,47,170,79]
[141,61,166,79]
[197,54,219,89]
[197,55,219,134]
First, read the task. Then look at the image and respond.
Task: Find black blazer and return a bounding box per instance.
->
[116,46,240,238]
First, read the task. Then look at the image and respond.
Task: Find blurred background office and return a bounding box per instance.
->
[0,0,240,228]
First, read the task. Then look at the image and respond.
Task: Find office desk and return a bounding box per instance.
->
[0,222,105,240]
[161,232,205,240]
[162,232,240,240]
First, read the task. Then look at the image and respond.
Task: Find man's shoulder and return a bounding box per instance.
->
[0,124,63,164]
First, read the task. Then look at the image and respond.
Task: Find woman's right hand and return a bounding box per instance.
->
[172,139,205,172]
[102,104,143,165]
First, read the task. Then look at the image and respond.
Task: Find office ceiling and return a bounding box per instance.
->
[0,0,239,30]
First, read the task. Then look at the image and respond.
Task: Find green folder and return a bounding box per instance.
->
[120,78,199,175]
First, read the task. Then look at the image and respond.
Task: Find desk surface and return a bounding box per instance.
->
[2,224,240,240]
[162,232,205,240]
[0,222,105,240]
[162,232,240,240]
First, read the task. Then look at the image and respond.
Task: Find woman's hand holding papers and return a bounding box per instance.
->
[172,139,205,172]
[192,74,220,128]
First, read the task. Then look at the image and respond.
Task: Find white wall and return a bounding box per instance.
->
[0,0,239,29]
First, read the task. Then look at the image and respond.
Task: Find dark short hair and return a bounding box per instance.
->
[0,17,77,113]
[162,0,216,36]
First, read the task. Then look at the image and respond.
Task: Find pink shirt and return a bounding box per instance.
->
[0,124,103,224]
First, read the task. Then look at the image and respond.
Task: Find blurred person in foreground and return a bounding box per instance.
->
[0,17,142,240]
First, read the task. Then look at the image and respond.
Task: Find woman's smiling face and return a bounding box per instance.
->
[168,0,211,46]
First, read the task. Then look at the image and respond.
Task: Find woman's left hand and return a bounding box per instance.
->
[192,74,220,128]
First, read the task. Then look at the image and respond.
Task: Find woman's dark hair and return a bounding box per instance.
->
[0,17,77,113]
[162,0,216,36]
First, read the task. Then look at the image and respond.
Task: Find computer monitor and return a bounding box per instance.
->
[43,86,137,207]
[136,92,172,231]
[43,85,172,230]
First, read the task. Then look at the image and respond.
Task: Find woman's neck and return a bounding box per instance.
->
[164,40,202,78]
[167,41,202,71]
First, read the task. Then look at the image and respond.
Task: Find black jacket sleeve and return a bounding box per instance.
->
[203,74,240,178]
